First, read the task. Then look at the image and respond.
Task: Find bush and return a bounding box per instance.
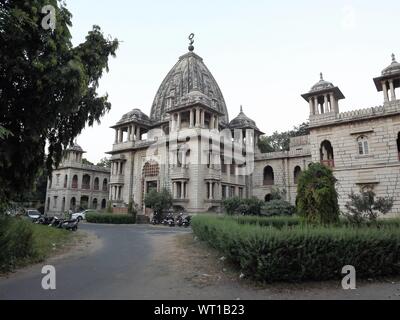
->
[262,199,295,216]
[192,215,400,282]
[222,197,242,215]
[144,188,173,215]
[344,191,394,226]
[86,213,136,224]
[0,217,35,272]
[296,163,339,224]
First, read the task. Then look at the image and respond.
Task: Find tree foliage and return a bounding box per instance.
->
[258,122,310,153]
[296,163,339,224]
[144,189,173,215]
[0,0,119,208]
[96,157,111,168]
[344,191,394,225]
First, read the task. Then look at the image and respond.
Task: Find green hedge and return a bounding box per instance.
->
[192,215,400,282]
[86,213,136,224]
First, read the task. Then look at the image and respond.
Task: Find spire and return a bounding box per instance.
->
[320,72,324,81]
[240,105,243,113]
[188,33,195,52]
[392,53,397,63]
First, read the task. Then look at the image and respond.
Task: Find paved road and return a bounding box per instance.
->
[0,224,190,300]
[1,223,400,300]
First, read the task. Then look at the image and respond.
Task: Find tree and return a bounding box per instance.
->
[96,157,111,168]
[0,1,119,208]
[296,163,339,224]
[344,191,394,225]
[82,158,94,166]
[258,122,310,153]
[144,189,173,215]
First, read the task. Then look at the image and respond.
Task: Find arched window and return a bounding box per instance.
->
[263,166,274,185]
[320,140,334,168]
[64,175,68,188]
[94,177,100,190]
[103,178,108,191]
[294,166,302,184]
[72,175,78,189]
[92,198,98,210]
[101,199,107,209]
[82,174,91,190]
[357,136,369,155]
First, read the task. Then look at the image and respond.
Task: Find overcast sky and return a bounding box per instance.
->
[66,0,400,163]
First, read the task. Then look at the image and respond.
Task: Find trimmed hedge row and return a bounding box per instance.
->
[86,213,136,224]
[192,215,400,282]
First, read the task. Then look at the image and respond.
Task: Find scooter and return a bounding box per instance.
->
[61,219,79,231]
[151,212,163,225]
[162,213,175,227]
[182,215,191,228]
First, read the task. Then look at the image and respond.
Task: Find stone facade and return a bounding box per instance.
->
[107,42,400,217]
[45,145,110,215]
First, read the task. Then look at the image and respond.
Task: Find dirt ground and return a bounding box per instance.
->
[153,232,400,300]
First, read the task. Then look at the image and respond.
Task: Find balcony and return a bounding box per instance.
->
[82,184,91,190]
[170,166,189,180]
[321,160,335,168]
[204,168,221,181]
[110,175,125,184]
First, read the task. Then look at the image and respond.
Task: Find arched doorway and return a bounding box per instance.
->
[294,166,302,184]
[263,166,274,185]
[70,197,76,212]
[320,140,334,168]
[265,194,272,202]
[92,198,98,210]
[101,199,107,210]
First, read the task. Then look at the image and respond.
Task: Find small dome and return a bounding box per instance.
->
[67,143,84,153]
[117,108,151,125]
[229,106,260,131]
[310,73,334,93]
[382,54,400,76]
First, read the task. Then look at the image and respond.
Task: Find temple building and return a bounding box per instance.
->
[104,39,400,218]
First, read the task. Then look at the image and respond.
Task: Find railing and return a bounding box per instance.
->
[321,160,335,168]
[72,182,78,189]
[82,184,91,190]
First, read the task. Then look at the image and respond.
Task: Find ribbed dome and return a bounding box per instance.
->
[150,51,229,124]
[229,106,260,131]
[117,108,151,126]
[67,143,84,153]
[310,73,334,93]
[382,54,400,76]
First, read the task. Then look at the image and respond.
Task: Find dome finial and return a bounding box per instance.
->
[240,105,243,113]
[188,33,195,52]
[392,53,396,63]
[320,72,324,81]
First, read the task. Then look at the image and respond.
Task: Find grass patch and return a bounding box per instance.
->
[0,217,72,273]
[192,215,400,282]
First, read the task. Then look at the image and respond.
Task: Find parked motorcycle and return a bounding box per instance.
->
[151,212,163,225]
[182,215,191,228]
[162,212,175,227]
[60,219,79,231]
[49,217,65,228]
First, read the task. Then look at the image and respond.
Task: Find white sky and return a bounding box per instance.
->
[66,0,400,163]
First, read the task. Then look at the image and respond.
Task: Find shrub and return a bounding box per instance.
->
[222,197,242,215]
[86,213,136,224]
[239,197,264,216]
[144,188,173,214]
[0,217,35,272]
[192,215,400,282]
[344,191,394,226]
[262,199,295,216]
[296,163,339,225]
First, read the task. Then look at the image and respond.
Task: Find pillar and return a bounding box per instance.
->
[314,96,319,115]
[181,181,185,199]
[201,110,205,127]
[136,126,141,141]
[330,93,335,112]
[177,112,181,131]
[382,81,389,103]
[324,94,328,113]
[132,124,136,141]
[128,126,132,141]
[190,109,194,128]
[309,98,314,115]
[195,108,200,127]
[115,129,118,144]
[389,80,396,101]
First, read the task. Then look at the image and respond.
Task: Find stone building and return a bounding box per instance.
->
[45,144,110,215]
[107,38,400,217]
